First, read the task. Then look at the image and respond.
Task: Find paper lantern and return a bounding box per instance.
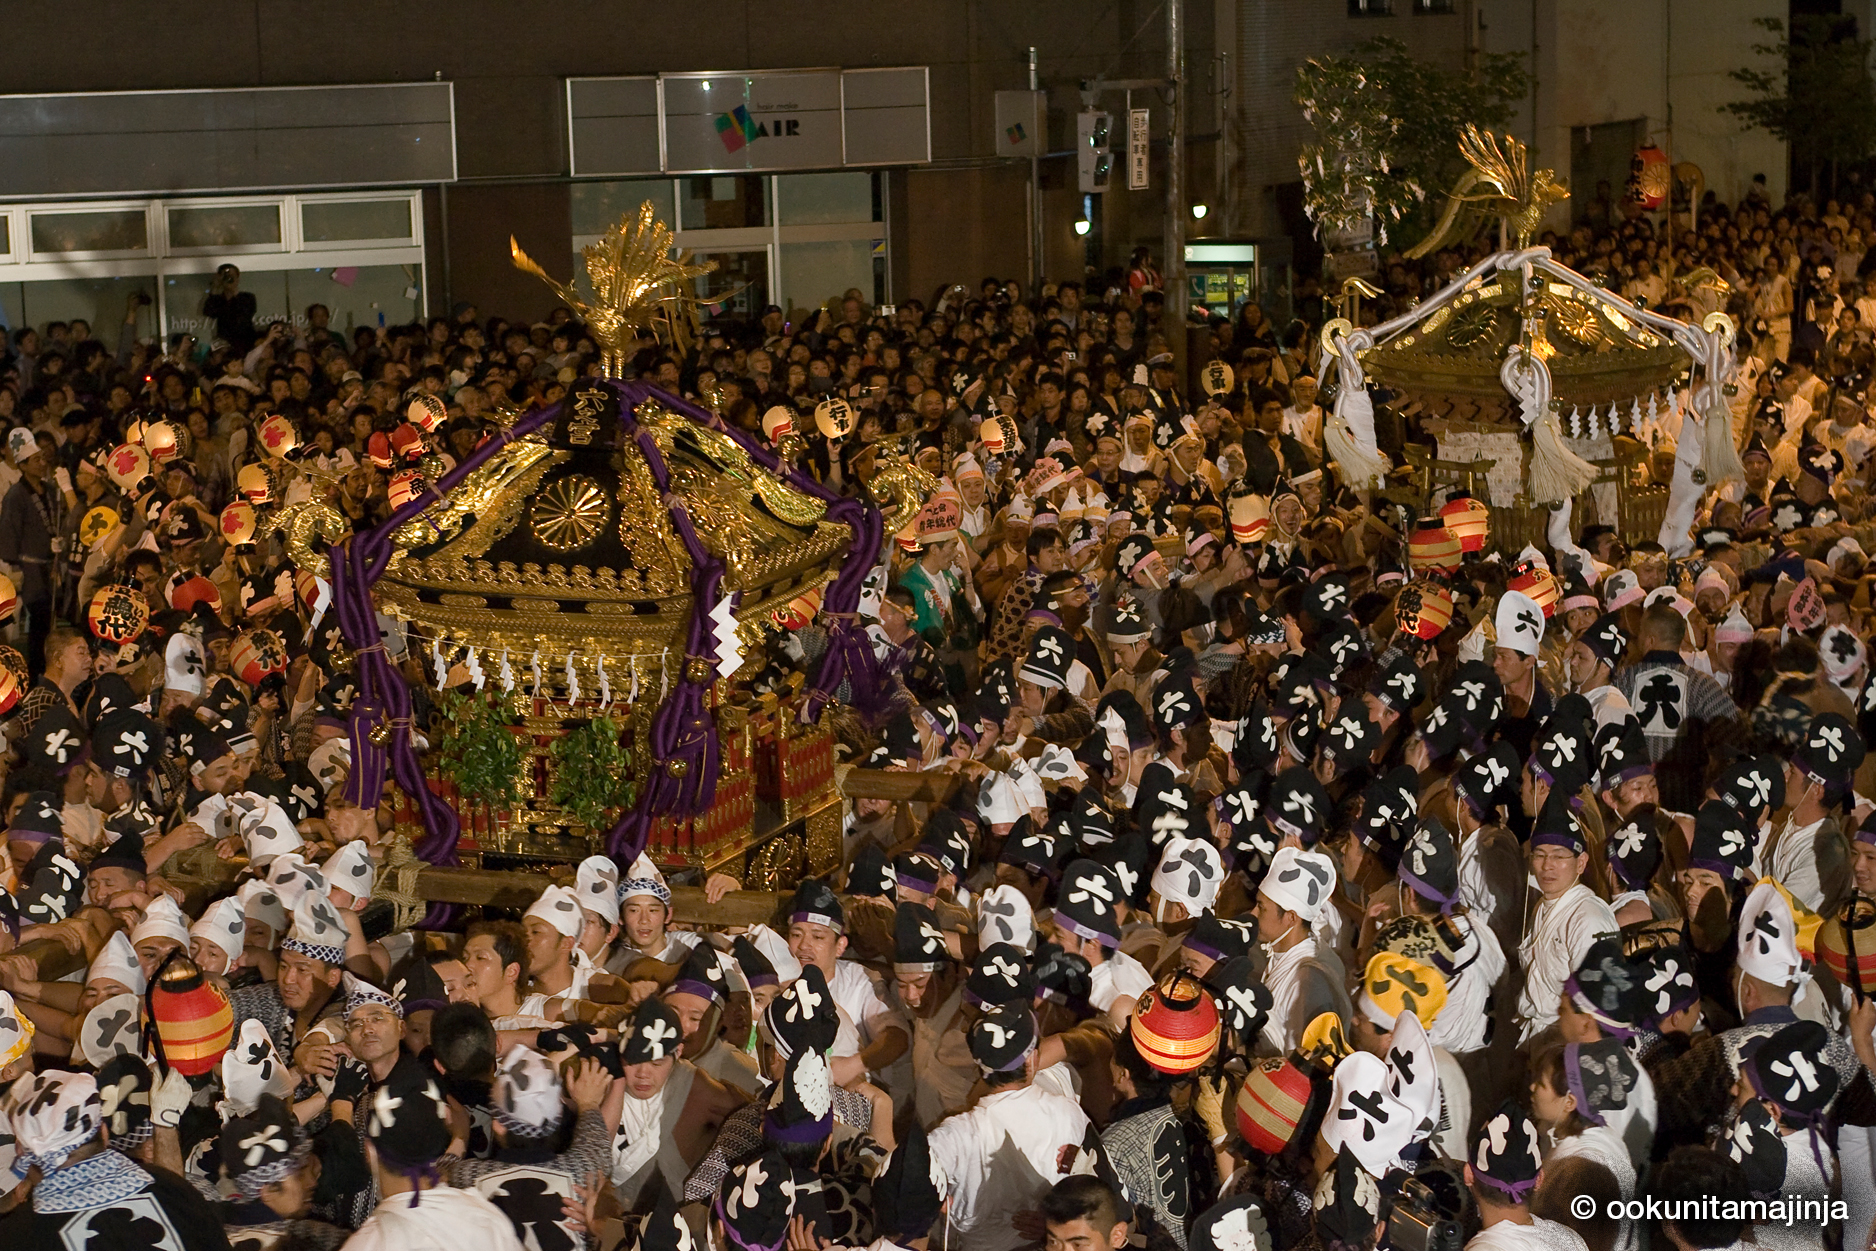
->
[1396,582,1454,642]
[1130,970,1221,1074]
[0,646,24,690]
[1819,893,1876,997]
[296,569,327,613]
[978,416,1007,455]
[230,629,289,686]
[220,501,258,548]
[124,417,147,447]
[0,666,18,717]
[149,957,234,1077]
[815,396,855,438]
[0,573,16,625]
[1229,493,1271,544]
[406,393,448,433]
[79,506,121,548]
[367,431,395,469]
[772,586,824,630]
[107,444,154,494]
[1630,144,1669,210]
[88,584,150,646]
[391,423,426,463]
[388,470,425,510]
[1407,521,1462,574]
[1236,1056,1316,1155]
[1509,565,1560,617]
[893,512,923,552]
[1437,496,1491,553]
[169,575,221,615]
[762,405,795,443]
[144,419,184,464]
[256,413,299,459]
[237,462,274,506]
[1200,360,1235,398]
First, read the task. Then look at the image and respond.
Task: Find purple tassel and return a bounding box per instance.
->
[326,384,883,868]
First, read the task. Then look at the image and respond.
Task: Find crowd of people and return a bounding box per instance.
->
[0,176,1870,1251]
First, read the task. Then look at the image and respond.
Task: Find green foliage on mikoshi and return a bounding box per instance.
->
[435,688,526,808]
[550,715,637,831]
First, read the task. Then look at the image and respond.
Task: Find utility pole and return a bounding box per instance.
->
[1164,0,1187,377]
[1029,46,1044,294]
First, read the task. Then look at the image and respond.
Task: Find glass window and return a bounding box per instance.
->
[0,216,10,256]
[30,209,147,254]
[679,176,768,230]
[777,172,878,226]
[301,198,412,244]
[286,264,423,337]
[691,249,768,320]
[9,276,159,339]
[572,180,675,237]
[778,239,877,314]
[166,270,289,344]
[168,203,282,250]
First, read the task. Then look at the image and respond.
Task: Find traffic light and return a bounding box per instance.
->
[1077,110,1113,194]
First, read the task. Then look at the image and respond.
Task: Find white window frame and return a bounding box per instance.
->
[570,173,888,311]
[23,200,157,263]
[296,190,421,252]
[0,190,426,338]
[160,197,290,257]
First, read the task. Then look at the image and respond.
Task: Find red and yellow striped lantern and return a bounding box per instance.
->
[144,420,183,464]
[296,568,326,613]
[1630,144,1669,210]
[367,431,395,469]
[1129,970,1221,1075]
[88,585,150,646]
[1819,893,1876,997]
[0,573,18,626]
[0,666,19,718]
[773,587,824,630]
[1509,565,1561,618]
[1395,581,1455,642]
[762,406,795,443]
[149,957,234,1077]
[1437,495,1492,553]
[230,629,289,687]
[1236,1056,1316,1155]
[256,413,299,459]
[1407,521,1463,574]
[406,393,448,433]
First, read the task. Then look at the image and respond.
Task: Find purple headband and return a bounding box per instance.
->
[1055,914,1118,950]
[670,978,723,1006]
[1563,976,1637,1041]
[789,909,843,935]
[894,867,940,896]
[743,969,779,990]
[1473,1170,1539,1204]
[1397,864,1458,915]
[1741,1048,1828,1129]
[761,1106,833,1145]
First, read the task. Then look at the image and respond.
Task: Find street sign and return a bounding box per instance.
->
[1128,108,1149,191]
[995,90,1042,158]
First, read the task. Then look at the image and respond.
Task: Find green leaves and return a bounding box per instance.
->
[550,716,637,832]
[1723,16,1876,193]
[436,688,526,809]
[1296,36,1530,247]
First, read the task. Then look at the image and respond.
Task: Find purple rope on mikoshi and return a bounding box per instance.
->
[323,381,881,869]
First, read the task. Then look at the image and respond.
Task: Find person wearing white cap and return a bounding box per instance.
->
[605,853,704,972]
[129,895,191,978]
[322,841,376,911]
[517,885,591,1017]
[572,854,621,960]
[190,895,248,977]
[1147,836,1224,924]
[1254,847,1350,1055]
[1493,589,1553,760]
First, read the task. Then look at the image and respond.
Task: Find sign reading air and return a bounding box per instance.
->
[714,105,805,153]
[665,72,843,172]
